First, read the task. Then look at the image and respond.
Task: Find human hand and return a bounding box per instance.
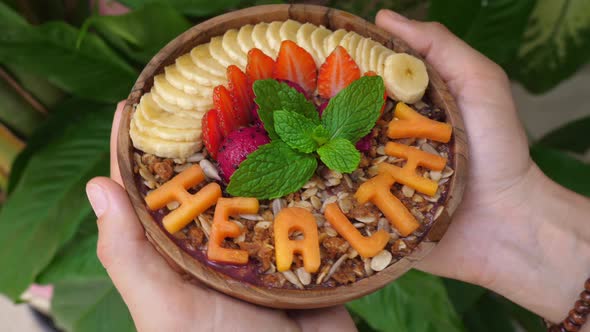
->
[85,102,356,332]
[376,10,590,325]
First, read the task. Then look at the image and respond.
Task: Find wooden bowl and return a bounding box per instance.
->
[118,4,468,309]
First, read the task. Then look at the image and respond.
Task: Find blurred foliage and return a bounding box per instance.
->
[0,0,588,331]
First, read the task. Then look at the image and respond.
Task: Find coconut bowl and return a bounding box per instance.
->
[117,4,468,309]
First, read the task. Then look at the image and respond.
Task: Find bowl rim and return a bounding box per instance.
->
[117,3,468,309]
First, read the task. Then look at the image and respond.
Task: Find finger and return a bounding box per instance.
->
[375,10,505,88]
[86,177,191,308]
[110,100,126,186]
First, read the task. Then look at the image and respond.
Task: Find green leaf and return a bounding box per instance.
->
[536,116,590,154]
[461,293,517,332]
[0,2,27,26]
[4,63,65,109]
[273,110,321,153]
[8,98,108,193]
[0,71,45,137]
[347,270,465,332]
[443,279,487,315]
[322,76,384,143]
[531,145,590,197]
[515,0,590,93]
[52,278,135,332]
[318,138,361,173]
[37,215,106,284]
[428,0,535,66]
[118,0,241,17]
[0,100,112,300]
[88,3,191,64]
[227,141,317,199]
[254,79,319,140]
[497,296,545,332]
[0,21,137,102]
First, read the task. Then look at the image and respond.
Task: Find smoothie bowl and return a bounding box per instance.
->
[117,4,468,309]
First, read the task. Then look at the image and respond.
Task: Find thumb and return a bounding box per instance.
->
[86,177,185,307]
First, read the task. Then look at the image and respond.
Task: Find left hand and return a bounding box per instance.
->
[85,101,356,332]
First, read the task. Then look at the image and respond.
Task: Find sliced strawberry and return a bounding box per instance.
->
[227,65,253,126]
[273,40,317,94]
[246,48,275,83]
[318,46,361,99]
[213,85,240,136]
[364,71,386,114]
[202,109,224,159]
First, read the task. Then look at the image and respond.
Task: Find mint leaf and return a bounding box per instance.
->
[274,110,321,153]
[311,125,330,146]
[318,138,361,173]
[253,79,319,140]
[227,141,317,199]
[322,76,384,143]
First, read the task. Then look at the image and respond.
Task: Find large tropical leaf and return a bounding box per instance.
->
[428,0,535,67]
[117,0,241,17]
[0,100,113,300]
[443,279,487,315]
[52,278,135,332]
[88,3,191,64]
[0,20,136,102]
[0,71,45,137]
[461,294,517,332]
[536,115,590,154]
[531,145,590,197]
[347,270,465,332]
[37,215,106,284]
[515,0,590,93]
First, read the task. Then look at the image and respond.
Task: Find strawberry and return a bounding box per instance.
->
[364,71,387,114]
[213,85,240,136]
[217,127,270,182]
[318,46,361,99]
[227,65,253,126]
[246,48,275,83]
[273,40,317,94]
[202,109,224,159]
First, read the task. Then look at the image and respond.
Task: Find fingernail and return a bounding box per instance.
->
[383,10,409,22]
[87,183,108,218]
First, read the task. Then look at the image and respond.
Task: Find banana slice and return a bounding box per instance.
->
[324,29,347,56]
[237,24,255,54]
[141,93,202,129]
[356,38,375,73]
[383,53,429,104]
[130,120,202,159]
[165,65,213,97]
[369,43,389,74]
[296,23,320,66]
[222,29,248,68]
[376,48,394,77]
[279,19,301,43]
[190,43,226,77]
[153,74,213,111]
[176,54,225,87]
[151,88,205,119]
[252,23,276,58]
[339,32,363,64]
[134,104,202,142]
[266,21,283,55]
[209,36,237,69]
[310,25,332,64]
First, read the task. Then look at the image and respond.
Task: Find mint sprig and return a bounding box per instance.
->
[229,76,385,199]
[253,79,319,140]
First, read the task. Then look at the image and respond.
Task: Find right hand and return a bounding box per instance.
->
[376,9,590,325]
